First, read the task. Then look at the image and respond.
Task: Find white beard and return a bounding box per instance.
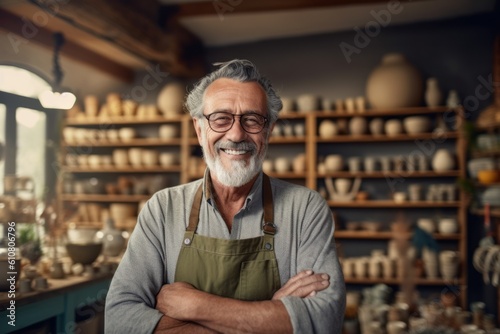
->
[200,130,267,187]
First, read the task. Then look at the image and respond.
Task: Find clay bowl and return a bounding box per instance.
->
[65,243,103,265]
[477,170,500,185]
[403,116,430,134]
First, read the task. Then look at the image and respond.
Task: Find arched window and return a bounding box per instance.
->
[0,64,58,201]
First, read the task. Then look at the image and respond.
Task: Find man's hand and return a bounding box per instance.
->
[155,283,220,333]
[272,270,330,300]
[156,282,200,320]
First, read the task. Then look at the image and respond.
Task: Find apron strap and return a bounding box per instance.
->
[262,174,276,235]
[187,182,204,232]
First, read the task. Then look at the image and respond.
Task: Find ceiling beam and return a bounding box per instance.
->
[27,0,206,78]
[0,8,135,82]
[167,0,419,17]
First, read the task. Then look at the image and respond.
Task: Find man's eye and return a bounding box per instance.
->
[214,115,232,122]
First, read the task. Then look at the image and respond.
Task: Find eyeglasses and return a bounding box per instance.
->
[204,112,268,134]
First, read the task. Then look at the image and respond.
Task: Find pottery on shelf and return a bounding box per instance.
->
[281,97,295,112]
[384,119,403,136]
[292,153,306,173]
[159,124,179,139]
[96,217,126,257]
[157,83,185,117]
[403,116,430,134]
[366,53,423,109]
[274,157,291,173]
[296,94,319,112]
[425,77,443,107]
[349,116,367,135]
[324,154,344,171]
[318,120,337,138]
[446,90,461,108]
[325,177,362,202]
[431,149,455,172]
[369,118,384,135]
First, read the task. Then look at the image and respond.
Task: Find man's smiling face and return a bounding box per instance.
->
[193,78,271,187]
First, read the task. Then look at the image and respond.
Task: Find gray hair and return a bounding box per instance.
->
[185,59,282,125]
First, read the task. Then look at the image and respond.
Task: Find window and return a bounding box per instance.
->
[0,64,59,201]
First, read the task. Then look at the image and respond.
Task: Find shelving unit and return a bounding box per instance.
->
[58,106,469,307]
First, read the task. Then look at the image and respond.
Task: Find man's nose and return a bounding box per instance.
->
[225,118,247,140]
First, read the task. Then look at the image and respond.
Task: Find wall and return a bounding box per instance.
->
[206,13,497,311]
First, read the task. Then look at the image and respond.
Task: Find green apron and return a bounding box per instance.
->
[174,174,281,301]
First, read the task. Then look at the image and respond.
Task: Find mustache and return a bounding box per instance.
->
[215,140,256,152]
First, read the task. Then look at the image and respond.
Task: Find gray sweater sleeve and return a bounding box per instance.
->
[105,196,166,333]
[280,192,346,334]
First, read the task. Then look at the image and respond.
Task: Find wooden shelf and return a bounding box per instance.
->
[314,106,452,118]
[266,172,306,179]
[334,230,460,240]
[65,115,184,125]
[327,200,461,208]
[270,136,306,144]
[318,171,461,178]
[471,207,500,218]
[316,131,459,143]
[63,138,182,147]
[344,277,464,285]
[62,166,181,173]
[277,113,307,119]
[471,150,500,158]
[60,194,150,202]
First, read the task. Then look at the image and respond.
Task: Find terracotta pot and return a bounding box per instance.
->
[366,53,423,109]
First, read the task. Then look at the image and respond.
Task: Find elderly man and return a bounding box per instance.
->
[105,59,345,333]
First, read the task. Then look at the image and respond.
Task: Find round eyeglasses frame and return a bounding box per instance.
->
[203,112,268,134]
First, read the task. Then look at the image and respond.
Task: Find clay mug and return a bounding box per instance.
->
[385,119,403,136]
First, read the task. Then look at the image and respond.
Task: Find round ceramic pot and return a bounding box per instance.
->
[318,120,337,138]
[325,154,344,171]
[157,83,185,117]
[118,127,136,142]
[432,149,455,171]
[159,124,179,139]
[366,53,423,109]
[113,149,129,167]
[349,116,367,135]
[296,94,319,112]
[369,118,384,135]
[274,157,291,173]
[384,119,403,136]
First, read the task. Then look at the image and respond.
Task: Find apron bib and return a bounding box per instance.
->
[174,174,281,301]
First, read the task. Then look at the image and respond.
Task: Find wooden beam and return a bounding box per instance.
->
[28,0,206,78]
[0,8,135,82]
[167,0,417,17]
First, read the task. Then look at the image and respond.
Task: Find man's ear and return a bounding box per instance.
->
[193,118,203,145]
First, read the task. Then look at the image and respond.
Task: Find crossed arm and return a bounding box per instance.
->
[153,270,331,333]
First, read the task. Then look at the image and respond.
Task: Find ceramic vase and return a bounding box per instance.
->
[425,77,443,107]
[98,217,126,257]
[366,53,423,109]
[446,90,461,108]
[431,149,455,171]
[157,83,185,117]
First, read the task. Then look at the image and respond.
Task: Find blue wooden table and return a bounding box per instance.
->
[0,274,112,333]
